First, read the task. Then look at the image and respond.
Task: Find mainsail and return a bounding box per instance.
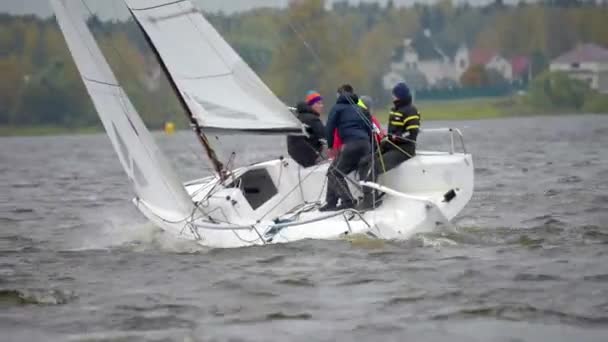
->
[50,0,195,219]
[124,0,302,134]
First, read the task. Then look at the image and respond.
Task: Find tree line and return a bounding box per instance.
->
[1,0,607,129]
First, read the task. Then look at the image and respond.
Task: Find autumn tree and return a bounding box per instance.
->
[0,57,24,124]
[267,0,364,104]
[460,65,489,87]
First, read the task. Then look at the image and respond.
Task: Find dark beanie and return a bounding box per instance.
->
[392,82,411,101]
[337,84,354,94]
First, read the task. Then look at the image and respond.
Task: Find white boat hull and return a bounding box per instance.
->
[134,151,474,248]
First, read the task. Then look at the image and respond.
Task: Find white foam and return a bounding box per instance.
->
[73,207,208,254]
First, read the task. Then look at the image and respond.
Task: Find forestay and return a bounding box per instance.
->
[124,0,302,134]
[50,0,195,219]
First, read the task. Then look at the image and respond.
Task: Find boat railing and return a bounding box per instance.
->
[261,208,375,242]
[190,206,374,243]
[269,208,371,231]
[421,127,467,154]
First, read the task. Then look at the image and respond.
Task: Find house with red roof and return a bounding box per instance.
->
[468,49,531,83]
[469,49,496,66]
[469,48,519,81]
[550,43,608,94]
[384,35,532,90]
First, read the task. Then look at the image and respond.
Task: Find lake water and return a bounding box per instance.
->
[1,114,607,341]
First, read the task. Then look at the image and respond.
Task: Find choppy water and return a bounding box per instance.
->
[1,114,607,341]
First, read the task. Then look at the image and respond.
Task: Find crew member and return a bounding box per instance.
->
[330,95,384,154]
[287,91,327,167]
[320,84,372,211]
[358,82,421,210]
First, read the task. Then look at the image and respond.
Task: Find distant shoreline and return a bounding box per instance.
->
[0,125,103,137]
[1,98,605,137]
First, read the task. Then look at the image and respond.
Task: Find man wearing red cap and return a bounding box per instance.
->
[287,91,327,168]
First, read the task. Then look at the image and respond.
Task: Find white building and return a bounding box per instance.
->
[486,55,513,80]
[550,44,608,94]
[383,38,469,91]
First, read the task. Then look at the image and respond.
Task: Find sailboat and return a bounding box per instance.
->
[50,0,474,248]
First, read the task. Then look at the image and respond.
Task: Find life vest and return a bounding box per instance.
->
[357,98,368,110]
[387,104,420,142]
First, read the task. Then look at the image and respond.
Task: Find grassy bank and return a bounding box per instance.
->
[416,97,508,120]
[390,95,607,122]
[374,95,608,122]
[374,96,515,123]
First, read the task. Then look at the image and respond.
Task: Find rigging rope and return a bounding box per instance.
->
[257,159,328,221]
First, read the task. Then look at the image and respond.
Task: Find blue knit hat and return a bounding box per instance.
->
[392,82,411,101]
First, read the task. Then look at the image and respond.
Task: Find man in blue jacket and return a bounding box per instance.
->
[320,84,372,211]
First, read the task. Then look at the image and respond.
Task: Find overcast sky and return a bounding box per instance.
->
[1,0,515,18]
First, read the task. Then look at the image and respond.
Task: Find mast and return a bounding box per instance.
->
[128,8,227,181]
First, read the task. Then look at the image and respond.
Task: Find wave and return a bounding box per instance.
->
[557,175,583,184]
[432,304,608,326]
[513,273,563,281]
[276,277,315,287]
[391,224,608,251]
[583,274,608,282]
[0,288,76,306]
[229,311,313,324]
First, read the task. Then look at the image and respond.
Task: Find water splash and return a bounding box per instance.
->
[74,210,208,254]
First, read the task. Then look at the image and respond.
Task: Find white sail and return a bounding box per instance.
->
[50,0,195,219]
[124,0,302,134]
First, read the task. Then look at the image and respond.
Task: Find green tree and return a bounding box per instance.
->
[0,27,14,58]
[356,22,398,103]
[0,56,24,124]
[526,71,590,110]
[267,0,360,104]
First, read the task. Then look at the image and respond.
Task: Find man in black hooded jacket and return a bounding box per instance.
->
[287,92,326,167]
[358,82,420,210]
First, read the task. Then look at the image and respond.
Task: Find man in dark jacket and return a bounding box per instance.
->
[287,91,326,168]
[358,82,421,210]
[320,84,372,211]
